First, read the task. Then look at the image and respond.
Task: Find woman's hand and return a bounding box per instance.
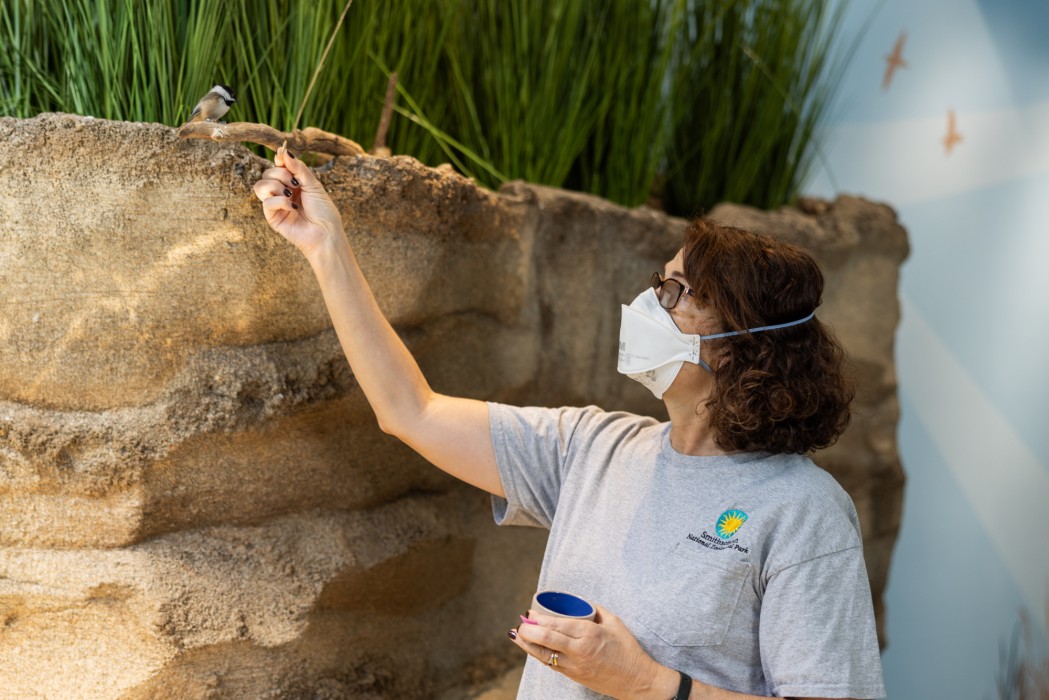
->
[252,146,345,257]
[510,605,678,699]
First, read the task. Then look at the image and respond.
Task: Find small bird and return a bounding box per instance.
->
[943,109,963,155]
[882,31,908,91]
[188,84,236,123]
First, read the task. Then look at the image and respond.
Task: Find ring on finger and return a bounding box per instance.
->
[546,650,559,668]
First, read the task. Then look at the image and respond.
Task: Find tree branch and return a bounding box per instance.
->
[371,72,398,157]
[176,121,365,158]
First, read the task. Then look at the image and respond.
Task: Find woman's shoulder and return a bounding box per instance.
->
[756,453,863,552]
[761,453,854,502]
[573,404,662,428]
[490,402,659,427]
[488,402,662,451]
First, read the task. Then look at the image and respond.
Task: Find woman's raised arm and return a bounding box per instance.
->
[253,147,503,496]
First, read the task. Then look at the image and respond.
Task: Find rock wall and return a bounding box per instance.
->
[0,114,907,698]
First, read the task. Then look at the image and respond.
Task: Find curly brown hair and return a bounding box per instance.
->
[682,218,854,454]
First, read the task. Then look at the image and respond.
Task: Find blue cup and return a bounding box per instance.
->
[531,590,596,621]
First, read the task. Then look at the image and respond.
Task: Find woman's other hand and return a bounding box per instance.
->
[511,605,678,699]
[252,146,344,257]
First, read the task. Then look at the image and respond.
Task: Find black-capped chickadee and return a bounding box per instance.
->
[188,84,236,123]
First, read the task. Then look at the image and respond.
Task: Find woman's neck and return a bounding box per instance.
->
[665,399,729,456]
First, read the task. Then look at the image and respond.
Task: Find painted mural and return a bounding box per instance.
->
[809,0,1049,697]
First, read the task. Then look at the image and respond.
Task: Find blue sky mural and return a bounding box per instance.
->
[808,0,1049,697]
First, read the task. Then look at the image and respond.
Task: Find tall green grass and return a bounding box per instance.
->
[663,0,852,214]
[0,0,230,124]
[0,0,860,214]
[438,1,614,189]
[569,0,688,207]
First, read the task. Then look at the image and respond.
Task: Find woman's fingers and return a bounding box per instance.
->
[275,147,321,191]
[509,604,657,698]
[527,612,586,639]
[259,166,295,189]
[261,195,295,224]
[515,617,579,654]
[253,179,295,201]
[508,612,590,670]
[510,629,567,671]
[255,147,345,248]
[510,611,603,674]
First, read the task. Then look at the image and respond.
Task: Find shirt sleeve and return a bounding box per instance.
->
[759,546,886,699]
[487,402,598,529]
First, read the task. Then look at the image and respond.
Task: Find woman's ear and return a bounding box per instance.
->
[702,336,731,373]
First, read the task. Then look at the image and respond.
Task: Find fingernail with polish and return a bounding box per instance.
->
[519,615,538,625]
[507,629,518,640]
[287,151,295,159]
[291,203,298,209]
[291,177,300,186]
[283,188,292,197]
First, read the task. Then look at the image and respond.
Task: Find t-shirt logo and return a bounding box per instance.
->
[715,509,749,539]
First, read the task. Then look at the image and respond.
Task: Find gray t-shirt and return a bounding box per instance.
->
[489,403,885,699]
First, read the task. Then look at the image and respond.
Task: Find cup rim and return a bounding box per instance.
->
[534,590,595,618]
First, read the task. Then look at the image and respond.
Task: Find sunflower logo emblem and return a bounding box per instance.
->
[715,509,748,540]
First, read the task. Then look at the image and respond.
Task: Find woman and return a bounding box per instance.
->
[253,148,886,700]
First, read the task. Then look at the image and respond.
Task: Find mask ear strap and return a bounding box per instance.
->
[696,311,816,373]
[700,311,816,341]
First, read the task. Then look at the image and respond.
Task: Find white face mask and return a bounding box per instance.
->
[617,287,815,399]
[617,288,699,399]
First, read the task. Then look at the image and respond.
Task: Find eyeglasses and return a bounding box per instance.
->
[651,272,696,310]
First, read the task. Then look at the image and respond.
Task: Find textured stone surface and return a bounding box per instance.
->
[0,114,907,697]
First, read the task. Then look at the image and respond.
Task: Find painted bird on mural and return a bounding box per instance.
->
[883,31,908,91]
[943,109,963,155]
